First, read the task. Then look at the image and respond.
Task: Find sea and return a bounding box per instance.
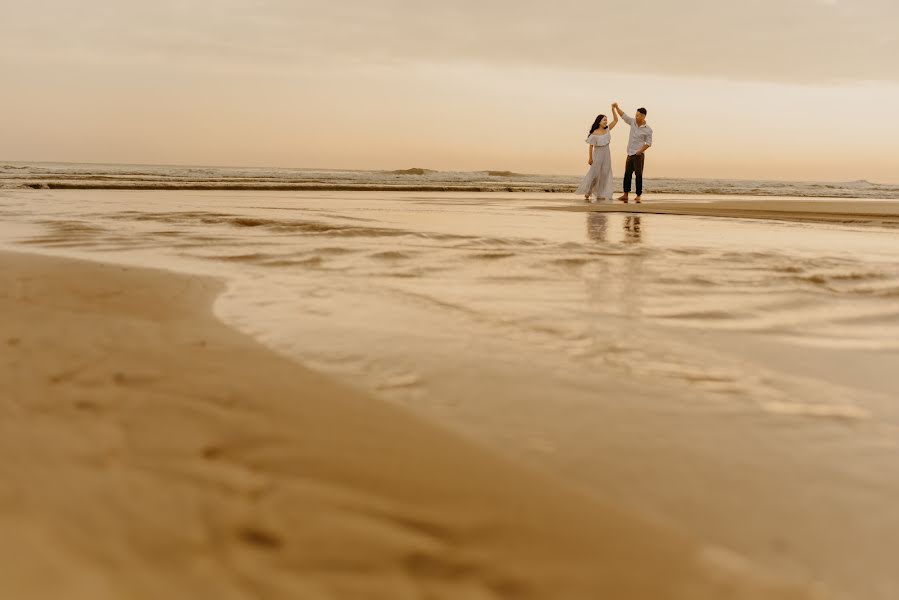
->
[3,161,899,198]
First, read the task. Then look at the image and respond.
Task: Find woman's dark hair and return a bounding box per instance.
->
[588,114,607,135]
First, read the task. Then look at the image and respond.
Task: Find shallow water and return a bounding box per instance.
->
[2,188,898,598]
[2,189,897,426]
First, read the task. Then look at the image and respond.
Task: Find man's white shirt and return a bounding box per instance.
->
[621,113,653,156]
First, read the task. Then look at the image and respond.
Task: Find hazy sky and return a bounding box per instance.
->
[2,0,899,181]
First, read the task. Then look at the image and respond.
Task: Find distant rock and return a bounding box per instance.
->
[391,168,436,175]
[486,170,523,177]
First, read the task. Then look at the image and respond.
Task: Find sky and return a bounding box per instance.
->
[2,0,899,182]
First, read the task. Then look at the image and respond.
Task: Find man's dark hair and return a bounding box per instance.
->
[637,107,648,116]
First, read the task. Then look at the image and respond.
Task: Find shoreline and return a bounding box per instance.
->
[551,199,899,225]
[14,182,573,193]
[0,250,817,599]
[6,183,899,205]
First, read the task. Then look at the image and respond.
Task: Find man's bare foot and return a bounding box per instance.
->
[634,196,642,203]
[617,194,629,203]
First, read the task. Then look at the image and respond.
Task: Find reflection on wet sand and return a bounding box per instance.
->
[586,213,644,245]
[624,216,642,243]
[583,213,646,319]
[586,212,608,243]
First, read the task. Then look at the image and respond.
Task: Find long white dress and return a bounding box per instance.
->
[575,132,613,201]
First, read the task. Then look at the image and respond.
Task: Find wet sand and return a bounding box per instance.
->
[0,251,816,599]
[554,199,899,225]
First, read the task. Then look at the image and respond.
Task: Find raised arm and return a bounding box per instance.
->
[614,103,634,125]
[609,105,620,130]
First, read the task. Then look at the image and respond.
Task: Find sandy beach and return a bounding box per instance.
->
[0,250,820,599]
[2,188,898,599]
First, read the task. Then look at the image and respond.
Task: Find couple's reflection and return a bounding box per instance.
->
[586,213,642,244]
[586,212,609,243]
[623,215,642,243]
[583,212,645,322]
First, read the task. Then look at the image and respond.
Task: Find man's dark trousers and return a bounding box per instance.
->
[623,154,645,196]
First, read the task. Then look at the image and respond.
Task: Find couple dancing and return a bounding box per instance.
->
[577,103,653,203]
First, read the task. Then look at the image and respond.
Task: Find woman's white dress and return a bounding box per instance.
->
[576,132,613,201]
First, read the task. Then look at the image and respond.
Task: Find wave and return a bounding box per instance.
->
[390,168,436,175]
[8,178,899,198]
[4,162,899,198]
[14,181,572,193]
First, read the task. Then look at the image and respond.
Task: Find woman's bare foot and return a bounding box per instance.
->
[584,195,591,202]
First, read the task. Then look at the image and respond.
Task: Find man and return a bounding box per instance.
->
[612,103,653,203]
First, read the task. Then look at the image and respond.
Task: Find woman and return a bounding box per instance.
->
[576,106,618,202]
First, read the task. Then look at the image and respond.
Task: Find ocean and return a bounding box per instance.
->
[3,161,899,198]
